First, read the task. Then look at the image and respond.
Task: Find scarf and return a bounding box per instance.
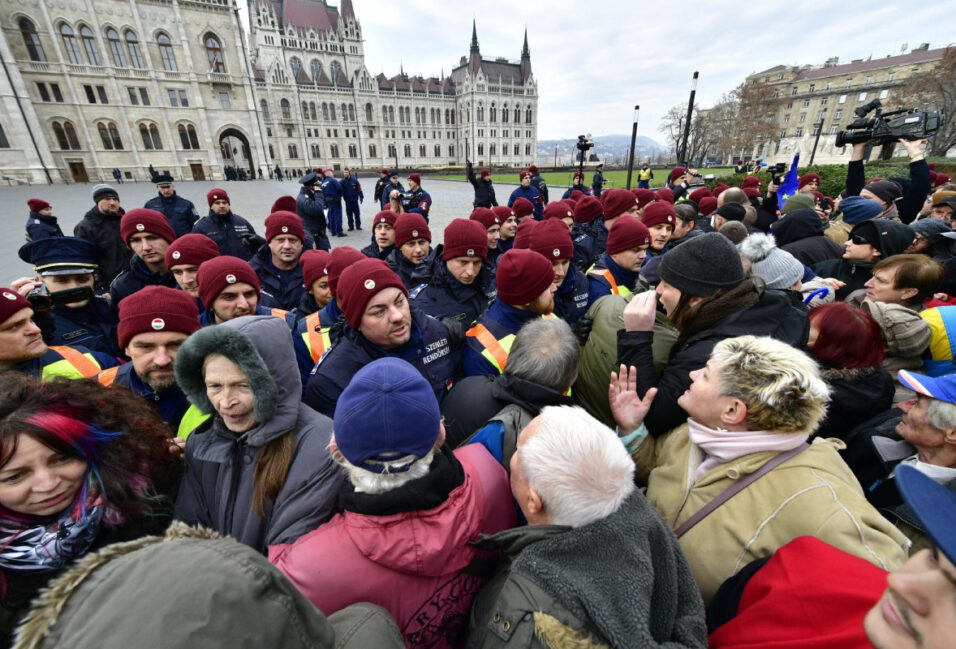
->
[687,418,808,482]
[879,203,900,221]
[673,280,761,356]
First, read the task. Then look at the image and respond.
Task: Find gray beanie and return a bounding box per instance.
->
[92,183,118,203]
[739,233,805,290]
[659,232,746,297]
[910,217,952,245]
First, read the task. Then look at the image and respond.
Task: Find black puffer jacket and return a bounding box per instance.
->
[814,366,895,441]
[74,206,129,292]
[771,208,844,267]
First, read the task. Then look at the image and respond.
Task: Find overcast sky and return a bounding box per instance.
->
[244,1,954,143]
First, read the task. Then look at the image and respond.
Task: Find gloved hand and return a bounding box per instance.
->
[440,317,465,348]
[572,313,593,346]
[242,234,265,256]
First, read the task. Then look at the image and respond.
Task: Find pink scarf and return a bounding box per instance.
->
[687,418,808,482]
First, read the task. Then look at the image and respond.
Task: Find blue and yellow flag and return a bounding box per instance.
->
[777,154,800,206]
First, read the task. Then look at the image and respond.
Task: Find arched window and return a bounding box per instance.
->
[365,103,373,122]
[64,121,80,149]
[388,106,394,123]
[330,103,336,121]
[149,124,161,149]
[449,144,454,157]
[19,19,46,62]
[404,144,411,157]
[381,105,387,122]
[280,98,291,119]
[52,122,69,149]
[330,61,341,82]
[310,59,322,82]
[478,143,484,156]
[348,104,355,121]
[60,24,82,64]
[490,143,496,156]
[490,103,497,123]
[444,109,449,124]
[525,107,532,123]
[139,124,154,150]
[323,103,330,120]
[105,28,125,66]
[301,101,308,119]
[260,99,270,118]
[419,144,426,157]
[157,32,176,71]
[125,30,144,68]
[187,125,199,148]
[79,26,100,65]
[178,124,199,149]
[514,105,521,124]
[477,104,484,122]
[341,103,347,122]
[108,123,123,149]
[288,144,298,158]
[514,143,519,156]
[97,122,112,149]
[290,57,301,78]
[309,102,316,120]
[204,34,224,72]
[503,103,509,123]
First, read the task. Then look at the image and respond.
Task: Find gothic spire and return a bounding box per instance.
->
[470,19,479,55]
[521,27,530,60]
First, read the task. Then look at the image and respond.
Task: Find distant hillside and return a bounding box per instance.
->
[537,135,667,166]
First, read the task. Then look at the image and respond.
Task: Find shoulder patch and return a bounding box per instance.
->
[409,283,428,299]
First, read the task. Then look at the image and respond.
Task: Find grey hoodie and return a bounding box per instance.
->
[173,315,343,553]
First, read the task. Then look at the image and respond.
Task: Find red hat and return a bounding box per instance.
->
[542,202,573,222]
[699,197,719,216]
[165,233,219,269]
[373,210,399,228]
[641,202,677,230]
[572,171,584,182]
[394,213,431,248]
[689,187,713,204]
[712,183,730,197]
[408,173,421,185]
[120,208,176,245]
[206,188,230,207]
[0,287,32,324]
[495,249,555,306]
[197,256,259,309]
[337,259,407,329]
[512,197,535,219]
[380,168,389,175]
[301,249,331,288]
[326,247,367,296]
[469,207,500,230]
[631,188,657,209]
[935,173,952,187]
[512,220,536,249]
[518,171,530,181]
[602,188,639,221]
[480,168,490,178]
[117,285,199,349]
[271,195,297,213]
[529,218,573,261]
[573,196,603,223]
[656,187,674,203]
[743,187,760,198]
[264,211,305,243]
[741,176,761,189]
[442,219,487,261]
[528,165,538,174]
[492,206,515,223]
[798,172,821,189]
[570,189,585,203]
[669,167,686,184]
[811,190,825,202]
[606,216,650,254]
[27,198,50,212]
[929,162,936,171]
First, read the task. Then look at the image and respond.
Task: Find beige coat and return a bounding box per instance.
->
[824,218,852,245]
[640,424,911,604]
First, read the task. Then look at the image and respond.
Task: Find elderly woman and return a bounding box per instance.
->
[611,333,910,605]
[174,315,342,553]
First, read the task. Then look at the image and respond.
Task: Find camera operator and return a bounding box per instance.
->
[667,166,700,203]
[846,138,931,224]
[393,173,432,222]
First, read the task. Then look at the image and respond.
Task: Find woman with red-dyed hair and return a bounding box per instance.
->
[0,374,177,640]
[807,302,894,439]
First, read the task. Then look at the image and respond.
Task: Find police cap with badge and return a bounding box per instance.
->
[18,237,102,310]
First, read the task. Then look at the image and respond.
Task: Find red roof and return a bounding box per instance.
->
[278,0,339,33]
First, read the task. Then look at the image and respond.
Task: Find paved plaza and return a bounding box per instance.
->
[0,176,522,284]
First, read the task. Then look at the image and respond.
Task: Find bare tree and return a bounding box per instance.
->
[734,80,785,159]
[898,47,956,156]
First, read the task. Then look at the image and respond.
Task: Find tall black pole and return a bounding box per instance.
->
[808,108,827,166]
[678,71,699,164]
[625,105,639,190]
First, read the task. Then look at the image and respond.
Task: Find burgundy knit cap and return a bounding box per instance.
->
[265,211,305,243]
[570,190,585,203]
[27,198,50,212]
[337,259,407,329]
[631,188,657,209]
[0,288,32,324]
[935,173,952,187]
[689,187,713,204]
[492,206,515,223]
[743,187,761,198]
[543,202,573,222]
[326,247,367,296]
[394,213,431,248]
[573,195,603,223]
[480,168,490,178]
[713,183,730,197]
[513,220,536,249]
[741,176,761,189]
[607,216,650,255]
[669,167,687,184]
[495,249,555,306]
[120,208,176,245]
[798,173,821,189]
[699,197,718,216]
[512,197,535,219]
[529,218,573,261]
[602,188,639,220]
[117,285,199,349]
[528,165,538,174]
[519,171,530,181]
[165,233,219,269]
[380,168,389,175]
[811,191,825,202]
[206,188,230,207]
[271,195,297,213]
[573,171,584,182]
[656,188,674,204]
[442,219,488,261]
[301,249,331,288]
[641,202,678,230]
[409,173,421,185]
[373,210,399,228]
[469,207,500,230]
[197,256,259,309]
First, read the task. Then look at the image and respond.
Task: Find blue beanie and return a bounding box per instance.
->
[840,196,883,224]
[334,358,440,473]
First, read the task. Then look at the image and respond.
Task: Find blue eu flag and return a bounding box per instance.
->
[776,154,800,206]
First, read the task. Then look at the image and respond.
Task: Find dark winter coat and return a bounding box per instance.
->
[587,253,640,308]
[379,181,405,209]
[467,162,498,208]
[387,247,436,289]
[192,210,261,261]
[811,258,873,300]
[341,175,364,202]
[814,366,895,441]
[144,192,199,238]
[846,158,930,224]
[553,266,590,326]
[296,186,327,236]
[249,246,306,311]
[48,297,121,358]
[571,218,607,272]
[771,208,844,267]
[508,186,542,220]
[25,211,63,241]
[462,301,543,378]
[74,206,129,292]
[109,255,178,319]
[530,173,548,205]
[321,176,343,203]
[410,249,495,326]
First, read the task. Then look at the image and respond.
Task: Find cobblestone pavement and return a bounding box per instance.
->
[0,175,522,283]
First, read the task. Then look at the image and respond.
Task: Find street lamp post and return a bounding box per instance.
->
[625,105,640,189]
[678,71,699,164]
[809,108,828,166]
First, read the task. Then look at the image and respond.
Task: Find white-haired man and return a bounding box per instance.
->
[465,405,707,649]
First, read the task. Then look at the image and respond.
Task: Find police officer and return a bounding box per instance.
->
[297,170,330,250]
[577,188,641,273]
[97,286,207,438]
[144,174,200,238]
[380,172,405,210]
[304,259,458,417]
[15,237,121,358]
[341,167,364,231]
[387,213,435,290]
[164,233,220,311]
[586,216,650,308]
[25,198,63,241]
[196,256,293,326]
[400,173,432,222]
[466,161,498,208]
[372,168,389,207]
[637,162,654,189]
[528,165,549,206]
[75,183,130,293]
[322,168,345,237]
[571,195,604,271]
[362,210,398,260]
[110,209,178,318]
[508,172,543,220]
[530,219,589,326]
[591,163,608,198]
[249,211,307,311]
[192,188,263,261]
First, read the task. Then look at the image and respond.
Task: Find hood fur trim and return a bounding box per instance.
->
[534,612,609,649]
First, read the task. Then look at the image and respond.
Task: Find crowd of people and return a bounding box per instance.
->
[2,140,955,649]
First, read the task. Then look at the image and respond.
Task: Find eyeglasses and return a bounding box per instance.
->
[850,234,869,245]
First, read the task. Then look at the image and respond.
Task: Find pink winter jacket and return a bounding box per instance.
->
[269,444,516,649]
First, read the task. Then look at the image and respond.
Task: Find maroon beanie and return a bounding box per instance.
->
[408,173,421,185]
[326,247,367,296]
[206,188,230,207]
[121,208,176,245]
[271,195,297,213]
[712,183,730,197]
[518,171,530,181]
[529,218,573,261]
[641,202,678,229]
[197,256,259,309]
[394,213,431,247]
[528,165,538,174]
[542,202,573,222]
[669,167,686,184]
[165,233,219,269]
[743,187,760,198]
[0,288,32,324]
[117,285,199,349]
[631,188,657,209]
[656,187,674,204]
[442,219,488,261]
[264,211,305,243]
[934,173,951,187]
[573,195,603,223]
[513,220,536,249]
[569,190,585,203]
[495,249,555,306]
[699,197,718,216]
[469,207,500,230]
[602,188,639,221]
[27,198,50,212]
[798,173,821,189]
[492,206,516,223]
[689,187,713,204]
[607,216,651,255]
[480,168,490,178]
[512,197,535,219]
[373,210,399,228]
[337,259,408,329]
[741,176,761,189]
[301,249,331,288]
